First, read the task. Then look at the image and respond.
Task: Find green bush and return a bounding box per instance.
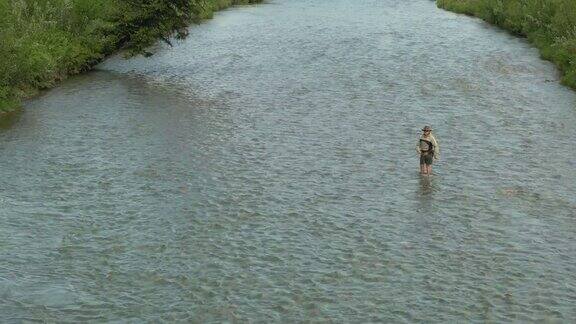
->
[0,0,262,114]
[438,0,576,89]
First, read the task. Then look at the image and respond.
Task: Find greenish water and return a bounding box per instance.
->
[1,0,576,322]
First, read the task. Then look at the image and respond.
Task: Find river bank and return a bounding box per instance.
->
[0,0,262,116]
[437,0,576,90]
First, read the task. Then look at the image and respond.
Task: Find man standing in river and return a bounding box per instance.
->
[416,126,439,175]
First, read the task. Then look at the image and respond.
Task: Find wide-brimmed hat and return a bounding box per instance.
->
[422,126,433,131]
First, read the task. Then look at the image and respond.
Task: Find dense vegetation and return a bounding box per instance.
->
[437,0,576,89]
[0,0,261,113]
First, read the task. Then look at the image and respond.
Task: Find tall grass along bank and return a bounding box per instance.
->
[437,0,576,89]
[0,0,261,114]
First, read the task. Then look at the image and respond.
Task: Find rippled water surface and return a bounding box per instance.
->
[2,0,576,322]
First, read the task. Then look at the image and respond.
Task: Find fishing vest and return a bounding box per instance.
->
[419,138,434,153]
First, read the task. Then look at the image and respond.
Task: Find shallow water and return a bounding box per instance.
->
[1,0,576,321]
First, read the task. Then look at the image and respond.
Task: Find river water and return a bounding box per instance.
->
[2,0,576,322]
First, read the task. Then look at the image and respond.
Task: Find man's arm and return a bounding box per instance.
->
[432,136,440,159]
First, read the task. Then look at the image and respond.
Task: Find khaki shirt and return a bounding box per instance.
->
[416,134,439,158]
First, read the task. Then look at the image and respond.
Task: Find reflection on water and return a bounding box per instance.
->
[416,174,437,217]
[0,108,23,130]
[418,174,434,195]
[1,0,576,322]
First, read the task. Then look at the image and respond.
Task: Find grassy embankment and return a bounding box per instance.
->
[437,0,576,89]
[0,0,261,114]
